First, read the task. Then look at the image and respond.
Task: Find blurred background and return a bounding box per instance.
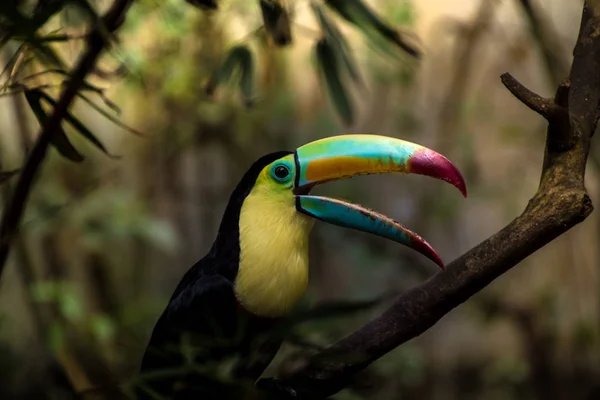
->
[0,0,598,399]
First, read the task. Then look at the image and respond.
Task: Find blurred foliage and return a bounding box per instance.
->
[205,44,257,107]
[0,0,599,400]
[0,0,133,164]
[0,0,421,159]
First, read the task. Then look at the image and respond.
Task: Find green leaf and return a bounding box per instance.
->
[311,2,362,84]
[206,45,248,94]
[0,2,67,68]
[259,0,292,46]
[20,68,123,116]
[62,108,120,158]
[315,38,354,125]
[238,47,255,107]
[0,2,67,71]
[77,92,144,136]
[31,0,68,28]
[50,129,85,162]
[324,0,421,58]
[206,45,256,107]
[80,85,121,115]
[29,41,67,69]
[24,89,85,162]
[36,90,119,158]
[0,169,20,184]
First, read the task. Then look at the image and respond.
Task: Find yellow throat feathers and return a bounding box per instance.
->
[235,168,314,318]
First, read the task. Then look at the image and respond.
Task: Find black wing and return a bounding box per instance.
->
[137,273,240,399]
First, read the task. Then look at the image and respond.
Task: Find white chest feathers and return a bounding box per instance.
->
[235,188,314,318]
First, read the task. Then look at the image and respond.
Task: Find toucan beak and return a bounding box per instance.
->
[293,134,467,269]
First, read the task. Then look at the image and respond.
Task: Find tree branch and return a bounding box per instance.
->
[500,72,557,118]
[275,2,600,398]
[501,73,572,151]
[0,0,134,280]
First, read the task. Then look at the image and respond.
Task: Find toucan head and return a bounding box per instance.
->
[219,134,466,317]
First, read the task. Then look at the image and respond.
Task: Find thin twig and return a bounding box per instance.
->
[8,48,27,85]
[0,44,26,87]
[500,72,557,119]
[15,68,69,82]
[0,84,56,97]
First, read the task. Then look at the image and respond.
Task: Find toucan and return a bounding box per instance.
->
[136,134,466,399]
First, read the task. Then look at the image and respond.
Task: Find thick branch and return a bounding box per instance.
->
[0,0,134,280]
[276,2,600,398]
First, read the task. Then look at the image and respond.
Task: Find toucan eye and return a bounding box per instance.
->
[271,164,291,182]
[273,165,290,180]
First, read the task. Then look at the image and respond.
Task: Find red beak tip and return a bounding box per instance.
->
[413,238,445,271]
[457,179,468,198]
[433,256,445,270]
[409,149,468,198]
[442,162,467,198]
